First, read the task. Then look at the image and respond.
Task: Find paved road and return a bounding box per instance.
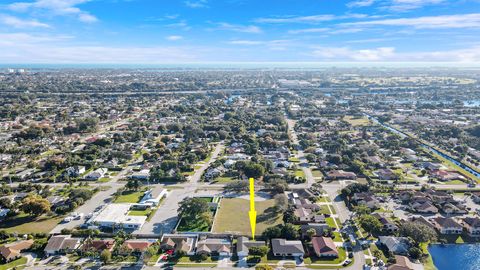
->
[50,160,136,233]
[136,142,224,235]
[286,117,315,188]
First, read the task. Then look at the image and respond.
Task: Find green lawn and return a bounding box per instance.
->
[177,217,212,232]
[128,209,151,216]
[311,169,323,178]
[212,176,237,183]
[114,190,145,203]
[212,198,283,235]
[0,213,63,234]
[289,157,300,163]
[332,231,342,242]
[343,115,370,127]
[98,177,111,183]
[325,217,337,229]
[420,243,437,270]
[0,257,27,270]
[318,205,331,215]
[294,170,305,178]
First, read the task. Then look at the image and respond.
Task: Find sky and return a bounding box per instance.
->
[0,0,480,64]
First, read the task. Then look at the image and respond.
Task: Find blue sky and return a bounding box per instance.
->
[0,0,479,64]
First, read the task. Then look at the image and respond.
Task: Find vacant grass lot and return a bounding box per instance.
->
[114,190,145,203]
[212,198,283,235]
[0,213,63,234]
[343,115,370,127]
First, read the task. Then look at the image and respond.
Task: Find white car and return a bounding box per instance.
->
[63,216,73,223]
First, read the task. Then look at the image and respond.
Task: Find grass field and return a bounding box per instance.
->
[0,213,63,234]
[294,169,305,178]
[343,116,370,127]
[212,198,283,235]
[311,169,323,178]
[114,190,145,203]
[0,257,27,270]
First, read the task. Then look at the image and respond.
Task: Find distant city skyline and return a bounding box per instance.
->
[0,0,479,64]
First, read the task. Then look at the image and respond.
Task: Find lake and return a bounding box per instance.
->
[429,244,480,270]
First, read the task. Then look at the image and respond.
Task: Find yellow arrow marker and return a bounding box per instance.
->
[249,177,257,240]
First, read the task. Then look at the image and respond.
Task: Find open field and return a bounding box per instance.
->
[0,214,63,234]
[114,190,144,203]
[212,198,283,235]
[343,116,370,127]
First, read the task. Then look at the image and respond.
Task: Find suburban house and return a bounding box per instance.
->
[325,170,357,180]
[160,234,197,255]
[378,236,409,255]
[138,186,167,207]
[0,239,34,262]
[271,239,305,258]
[81,239,116,253]
[375,169,398,180]
[121,239,157,254]
[430,170,465,182]
[236,236,266,257]
[44,235,82,255]
[89,203,147,230]
[372,213,398,233]
[311,237,338,258]
[353,192,379,209]
[388,255,415,270]
[84,168,108,180]
[431,217,463,234]
[411,201,438,214]
[196,238,232,256]
[462,217,480,237]
[130,169,150,180]
[65,166,86,177]
[300,224,330,239]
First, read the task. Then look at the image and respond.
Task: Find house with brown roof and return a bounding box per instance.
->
[271,239,305,258]
[326,170,357,180]
[388,255,414,270]
[160,234,197,255]
[431,217,462,234]
[81,239,115,253]
[0,239,34,262]
[196,238,232,256]
[44,235,82,255]
[462,217,480,237]
[311,237,338,258]
[121,239,157,254]
[372,213,398,233]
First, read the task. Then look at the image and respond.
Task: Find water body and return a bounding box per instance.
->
[429,244,480,270]
[366,114,480,178]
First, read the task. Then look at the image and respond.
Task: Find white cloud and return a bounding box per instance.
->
[184,0,208,8]
[387,0,445,11]
[310,45,480,62]
[342,13,480,29]
[312,46,395,61]
[166,35,183,41]
[255,14,369,24]
[215,22,262,33]
[347,0,376,8]
[7,0,98,23]
[0,38,197,63]
[0,14,50,28]
[288,28,329,34]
